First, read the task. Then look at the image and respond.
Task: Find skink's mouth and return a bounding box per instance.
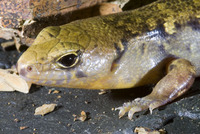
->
[17,62,40,83]
[16,62,69,86]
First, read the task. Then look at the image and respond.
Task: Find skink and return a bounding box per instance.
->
[17,0,200,119]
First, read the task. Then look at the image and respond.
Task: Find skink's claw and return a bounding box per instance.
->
[116,107,126,119]
[115,97,160,120]
[115,102,131,118]
[149,100,163,114]
[115,59,196,120]
[128,106,142,120]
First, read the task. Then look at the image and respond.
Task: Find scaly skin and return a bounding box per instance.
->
[17,0,200,119]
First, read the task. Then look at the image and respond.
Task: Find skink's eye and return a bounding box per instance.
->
[57,53,79,68]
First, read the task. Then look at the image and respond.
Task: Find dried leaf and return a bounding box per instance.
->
[48,89,52,94]
[98,90,107,95]
[0,69,31,93]
[80,111,87,121]
[73,111,87,122]
[57,95,62,99]
[34,104,57,116]
[134,127,166,134]
[0,29,15,40]
[14,118,20,122]
[20,126,28,130]
[53,90,60,94]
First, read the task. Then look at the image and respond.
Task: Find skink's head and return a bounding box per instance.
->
[17,22,123,89]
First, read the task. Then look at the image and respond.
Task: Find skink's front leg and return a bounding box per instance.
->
[116,59,196,120]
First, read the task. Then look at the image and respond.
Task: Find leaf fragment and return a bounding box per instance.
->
[34,104,57,116]
[0,68,31,93]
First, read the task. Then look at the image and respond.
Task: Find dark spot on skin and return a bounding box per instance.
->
[76,50,81,54]
[156,23,169,38]
[113,39,128,63]
[129,33,140,38]
[114,43,122,57]
[141,43,145,54]
[60,42,64,48]
[48,32,54,37]
[40,57,45,61]
[94,44,98,48]
[76,70,87,78]
[169,64,175,71]
[186,43,191,53]
[111,39,128,72]
[121,39,128,50]
[158,44,166,53]
[174,22,182,29]
[187,18,200,31]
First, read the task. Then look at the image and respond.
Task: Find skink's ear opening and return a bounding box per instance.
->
[110,40,127,72]
[110,61,119,72]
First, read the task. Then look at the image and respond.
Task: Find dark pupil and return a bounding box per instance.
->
[58,54,77,67]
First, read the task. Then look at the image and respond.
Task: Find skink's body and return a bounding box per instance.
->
[17,0,200,119]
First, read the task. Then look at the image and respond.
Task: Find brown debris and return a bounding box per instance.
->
[98,90,107,95]
[73,111,87,122]
[20,126,28,130]
[53,90,60,94]
[134,127,166,134]
[57,95,62,99]
[48,89,52,94]
[84,101,91,104]
[14,118,20,123]
[48,89,60,94]
[34,104,57,116]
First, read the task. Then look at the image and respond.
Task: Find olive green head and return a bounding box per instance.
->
[17,22,122,89]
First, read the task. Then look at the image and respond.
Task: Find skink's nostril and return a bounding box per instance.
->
[27,65,33,72]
